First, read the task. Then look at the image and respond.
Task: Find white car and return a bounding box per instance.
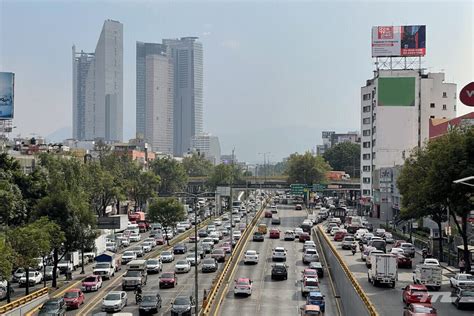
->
[19,271,43,286]
[234,278,253,296]
[209,231,220,244]
[146,258,162,273]
[450,273,474,288]
[354,229,368,240]
[144,238,157,247]
[272,247,287,262]
[214,219,222,226]
[101,291,127,312]
[160,251,175,263]
[330,227,340,236]
[142,242,153,253]
[121,251,137,264]
[423,258,440,266]
[232,231,242,240]
[233,216,241,224]
[243,250,259,264]
[117,236,130,247]
[129,232,141,242]
[390,248,405,256]
[202,238,214,248]
[284,230,295,241]
[383,232,394,244]
[303,241,316,252]
[186,254,201,266]
[302,248,319,264]
[294,228,304,238]
[175,260,191,273]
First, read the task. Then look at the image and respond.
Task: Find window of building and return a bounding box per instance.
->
[442,104,447,110]
[363,106,371,113]
[363,189,371,196]
[363,177,371,184]
[454,105,457,111]
[430,103,435,108]
[372,152,376,159]
[372,139,376,147]
[363,118,370,124]
[363,141,370,148]
[372,126,376,134]
[363,154,370,160]
[430,115,435,119]
[363,166,370,172]
[363,93,371,101]
[363,129,371,136]
[442,92,447,98]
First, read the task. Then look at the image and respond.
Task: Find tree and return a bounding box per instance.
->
[0,237,14,302]
[207,163,243,189]
[84,162,120,217]
[150,157,188,195]
[0,179,25,226]
[128,170,160,211]
[398,127,474,270]
[323,142,360,178]
[148,198,186,245]
[182,154,214,177]
[286,152,331,185]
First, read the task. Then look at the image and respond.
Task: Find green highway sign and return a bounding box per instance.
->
[290,184,306,195]
[313,184,327,191]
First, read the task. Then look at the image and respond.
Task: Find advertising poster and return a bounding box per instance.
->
[0,72,14,120]
[372,25,426,57]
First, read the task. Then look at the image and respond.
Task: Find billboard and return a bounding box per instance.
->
[378,77,415,106]
[0,72,14,120]
[372,25,426,57]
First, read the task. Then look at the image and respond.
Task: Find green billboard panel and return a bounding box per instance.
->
[378,77,415,106]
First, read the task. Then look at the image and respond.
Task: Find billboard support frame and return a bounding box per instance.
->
[375,56,422,71]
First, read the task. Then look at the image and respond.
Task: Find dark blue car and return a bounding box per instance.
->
[173,244,187,254]
[306,291,325,312]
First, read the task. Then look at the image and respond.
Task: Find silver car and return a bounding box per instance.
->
[101,291,127,312]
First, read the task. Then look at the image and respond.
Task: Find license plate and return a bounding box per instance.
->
[87,287,91,291]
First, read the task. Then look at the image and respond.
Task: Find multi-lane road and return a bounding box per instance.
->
[218,204,339,316]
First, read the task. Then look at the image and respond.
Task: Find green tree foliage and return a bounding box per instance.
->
[0,238,14,285]
[128,170,160,211]
[286,152,331,185]
[147,198,186,245]
[398,127,474,269]
[0,179,25,226]
[207,163,243,189]
[323,142,360,178]
[150,157,188,195]
[84,162,121,217]
[182,154,214,177]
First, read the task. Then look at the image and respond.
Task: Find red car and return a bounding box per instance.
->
[334,231,347,241]
[155,236,165,245]
[299,232,311,242]
[221,242,232,253]
[63,289,85,309]
[159,271,178,288]
[265,210,273,218]
[137,220,149,232]
[403,303,437,316]
[402,284,432,305]
[269,229,280,239]
[81,275,102,292]
[397,254,413,269]
[301,268,318,280]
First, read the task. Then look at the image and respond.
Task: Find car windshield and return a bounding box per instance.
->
[95,263,109,269]
[125,271,141,277]
[236,280,249,285]
[161,273,174,279]
[105,293,121,301]
[411,289,428,294]
[203,259,215,264]
[45,266,54,272]
[147,260,159,264]
[459,275,474,280]
[41,301,59,310]
[176,260,188,265]
[123,252,135,256]
[246,251,256,255]
[413,306,436,313]
[142,295,157,302]
[28,272,36,277]
[64,291,79,298]
[306,250,317,254]
[162,251,172,256]
[305,280,318,286]
[174,297,190,305]
[275,249,284,252]
[462,291,474,297]
[84,277,97,282]
[213,250,224,254]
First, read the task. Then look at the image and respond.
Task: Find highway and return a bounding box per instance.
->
[322,217,472,316]
[218,204,339,316]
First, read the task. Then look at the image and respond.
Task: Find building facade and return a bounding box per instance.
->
[360,70,456,199]
[190,133,221,165]
[163,37,203,156]
[316,131,360,155]
[136,42,174,154]
[73,20,123,142]
[429,112,474,139]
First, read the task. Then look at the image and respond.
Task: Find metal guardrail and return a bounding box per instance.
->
[0,287,49,314]
[317,226,379,316]
[201,201,267,315]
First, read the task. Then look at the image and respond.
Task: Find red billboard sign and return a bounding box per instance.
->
[460,82,474,107]
[372,25,426,57]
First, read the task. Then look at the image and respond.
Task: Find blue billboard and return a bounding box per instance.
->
[0,72,14,120]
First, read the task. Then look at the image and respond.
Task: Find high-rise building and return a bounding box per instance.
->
[163,37,203,156]
[360,70,456,201]
[73,19,123,142]
[316,131,360,155]
[136,42,174,154]
[190,133,221,165]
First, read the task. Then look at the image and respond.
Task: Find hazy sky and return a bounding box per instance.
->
[0,0,472,162]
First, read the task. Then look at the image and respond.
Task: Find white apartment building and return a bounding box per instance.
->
[190,133,221,165]
[360,70,456,198]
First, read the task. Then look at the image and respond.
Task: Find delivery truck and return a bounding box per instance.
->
[367,254,397,287]
[413,264,442,291]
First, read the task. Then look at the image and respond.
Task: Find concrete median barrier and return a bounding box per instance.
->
[0,288,49,316]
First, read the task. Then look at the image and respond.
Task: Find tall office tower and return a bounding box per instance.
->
[162,37,203,156]
[190,133,221,165]
[136,42,174,154]
[73,19,123,141]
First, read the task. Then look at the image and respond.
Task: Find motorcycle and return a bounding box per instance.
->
[351,243,357,255]
[135,293,142,304]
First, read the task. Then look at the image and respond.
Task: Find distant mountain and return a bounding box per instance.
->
[46,126,71,143]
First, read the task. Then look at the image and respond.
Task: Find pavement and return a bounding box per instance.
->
[218,204,339,316]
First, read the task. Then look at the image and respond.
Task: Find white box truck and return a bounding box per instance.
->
[413,264,442,291]
[367,254,397,287]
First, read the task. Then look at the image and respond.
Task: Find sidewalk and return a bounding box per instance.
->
[368,217,459,274]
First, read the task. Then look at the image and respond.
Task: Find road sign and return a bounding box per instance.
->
[216,186,231,196]
[460,82,474,107]
[312,184,327,191]
[290,184,305,195]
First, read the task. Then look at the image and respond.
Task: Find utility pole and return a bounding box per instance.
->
[229,148,235,253]
[193,196,198,316]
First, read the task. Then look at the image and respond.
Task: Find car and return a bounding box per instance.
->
[202,242,214,254]
[44,266,60,281]
[129,232,141,242]
[198,230,208,238]
[139,291,162,314]
[202,258,218,273]
[309,262,324,278]
[146,258,162,274]
[211,249,226,263]
[383,232,394,244]
[341,236,355,249]
[209,231,220,244]
[294,228,304,238]
[374,228,386,237]
[330,227,341,236]
[271,205,278,213]
[265,210,273,218]
[354,229,369,240]
[271,263,289,280]
[423,258,440,266]
[130,246,144,257]
[38,298,67,316]
[361,233,375,244]
[221,242,232,253]
[334,230,347,241]
[159,272,177,288]
[303,248,319,264]
[214,219,222,226]
[234,278,253,296]
[272,247,287,262]
[173,244,187,255]
[403,303,437,316]
[365,223,374,232]
[360,246,375,261]
[271,216,281,225]
[390,248,405,256]
[243,250,259,264]
[63,289,84,309]
[105,242,118,253]
[174,260,191,273]
[299,232,311,242]
[101,291,128,312]
[402,284,431,305]
[284,230,296,241]
[232,230,242,240]
[160,251,175,263]
[19,271,43,287]
[253,231,265,242]
[121,251,137,264]
[155,236,165,245]
[301,268,318,280]
[188,235,200,243]
[295,204,303,210]
[396,254,413,269]
[144,237,157,248]
[81,275,103,292]
[186,254,201,266]
[452,286,474,309]
[12,268,25,283]
[142,242,153,253]
[188,246,205,259]
[325,223,338,234]
[365,249,384,268]
[300,304,322,316]
[450,273,474,288]
[170,296,195,316]
[269,228,280,239]
[303,241,316,252]
[306,291,325,312]
[400,243,416,258]
[258,223,268,234]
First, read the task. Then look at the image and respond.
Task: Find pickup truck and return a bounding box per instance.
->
[367,254,397,287]
[122,260,147,290]
[93,262,115,280]
[19,271,43,287]
[413,264,442,290]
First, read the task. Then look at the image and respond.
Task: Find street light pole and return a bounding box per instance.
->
[193,196,198,316]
